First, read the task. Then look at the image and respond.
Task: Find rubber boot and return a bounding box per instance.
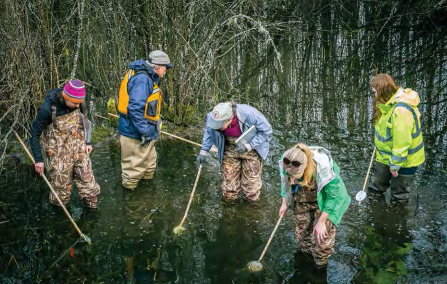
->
[390,174,413,202]
[142,171,154,180]
[83,196,98,209]
[368,162,391,194]
[122,177,138,190]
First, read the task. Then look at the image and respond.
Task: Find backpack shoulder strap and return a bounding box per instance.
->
[51,105,57,128]
[48,89,62,128]
[134,69,148,75]
[80,101,90,131]
[133,69,151,78]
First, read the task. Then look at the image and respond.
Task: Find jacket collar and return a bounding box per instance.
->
[143,61,160,83]
[235,105,247,132]
[377,88,402,114]
[385,87,403,106]
[235,107,246,124]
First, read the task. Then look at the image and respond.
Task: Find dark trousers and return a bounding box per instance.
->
[369,162,415,201]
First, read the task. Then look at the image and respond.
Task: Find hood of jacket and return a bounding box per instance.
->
[388,87,420,107]
[44,88,66,108]
[128,59,159,82]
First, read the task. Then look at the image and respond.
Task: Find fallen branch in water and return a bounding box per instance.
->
[0,241,19,247]
[49,239,80,269]
[0,220,10,225]
[5,255,19,272]
[143,204,163,221]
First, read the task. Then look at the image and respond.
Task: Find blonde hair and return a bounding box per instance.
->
[283,143,316,188]
[370,74,399,123]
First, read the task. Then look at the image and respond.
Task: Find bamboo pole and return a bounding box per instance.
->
[356,147,376,204]
[361,147,376,193]
[258,215,283,262]
[247,214,284,272]
[173,164,203,234]
[179,164,202,227]
[101,113,217,153]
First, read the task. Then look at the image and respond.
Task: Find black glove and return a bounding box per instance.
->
[196,154,208,169]
[140,136,152,148]
[236,144,248,154]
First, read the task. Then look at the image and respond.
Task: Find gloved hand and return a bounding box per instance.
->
[196,153,208,169]
[236,144,248,154]
[140,136,152,148]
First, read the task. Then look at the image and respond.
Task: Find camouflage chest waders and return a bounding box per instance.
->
[41,109,100,208]
[221,137,263,202]
[293,185,336,266]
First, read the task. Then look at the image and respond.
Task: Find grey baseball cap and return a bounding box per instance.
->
[148,50,174,68]
[207,102,234,129]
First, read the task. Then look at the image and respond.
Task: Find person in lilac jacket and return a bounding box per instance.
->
[197,102,272,202]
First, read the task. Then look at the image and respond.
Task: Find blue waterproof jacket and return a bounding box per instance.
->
[118,59,160,140]
[200,104,272,164]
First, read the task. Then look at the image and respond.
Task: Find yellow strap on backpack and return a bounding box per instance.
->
[117,70,133,115]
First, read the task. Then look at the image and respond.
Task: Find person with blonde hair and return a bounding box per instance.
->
[278,143,350,266]
[369,74,425,201]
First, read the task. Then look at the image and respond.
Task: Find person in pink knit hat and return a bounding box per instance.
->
[30,79,100,208]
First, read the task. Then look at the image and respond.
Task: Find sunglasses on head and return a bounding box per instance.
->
[283,157,301,167]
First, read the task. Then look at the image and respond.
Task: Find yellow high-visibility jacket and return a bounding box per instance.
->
[374,88,425,170]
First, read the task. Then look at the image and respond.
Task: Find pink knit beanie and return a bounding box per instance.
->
[62,79,85,103]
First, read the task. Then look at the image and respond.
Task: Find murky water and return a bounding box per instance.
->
[2,0,447,282]
[1,116,447,283]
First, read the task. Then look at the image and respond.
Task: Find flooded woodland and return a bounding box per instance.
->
[1,0,447,283]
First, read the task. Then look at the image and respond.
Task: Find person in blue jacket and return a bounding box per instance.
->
[197,102,272,202]
[118,50,173,190]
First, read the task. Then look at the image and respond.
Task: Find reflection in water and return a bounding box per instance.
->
[353,194,413,283]
[204,204,264,283]
[0,129,446,283]
[289,251,328,284]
